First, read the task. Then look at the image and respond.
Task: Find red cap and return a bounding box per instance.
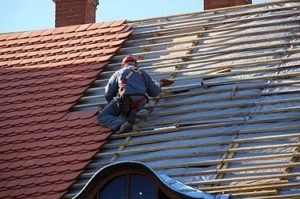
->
[121,55,137,68]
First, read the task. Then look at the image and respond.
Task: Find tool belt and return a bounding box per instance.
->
[117,95,131,116]
[117,94,148,116]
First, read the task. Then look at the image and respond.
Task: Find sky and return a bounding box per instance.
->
[0,0,271,33]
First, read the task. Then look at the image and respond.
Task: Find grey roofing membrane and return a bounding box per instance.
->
[68,0,300,198]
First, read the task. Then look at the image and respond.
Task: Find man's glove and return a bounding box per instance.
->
[159,79,174,87]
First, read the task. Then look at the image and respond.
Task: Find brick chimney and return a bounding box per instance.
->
[204,0,252,10]
[53,0,99,27]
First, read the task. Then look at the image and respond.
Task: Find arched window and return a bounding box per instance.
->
[73,162,195,199]
[99,174,170,199]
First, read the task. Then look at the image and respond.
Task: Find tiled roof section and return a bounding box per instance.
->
[0,20,131,69]
[0,21,132,199]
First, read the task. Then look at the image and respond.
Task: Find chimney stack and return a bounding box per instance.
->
[53,0,99,27]
[204,0,252,10]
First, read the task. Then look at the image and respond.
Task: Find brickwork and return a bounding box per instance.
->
[53,0,98,27]
[204,0,252,10]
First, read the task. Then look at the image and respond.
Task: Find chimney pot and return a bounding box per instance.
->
[204,0,252,10]
[53,0,99,27]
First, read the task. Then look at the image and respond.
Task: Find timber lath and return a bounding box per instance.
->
[68,1,300,198]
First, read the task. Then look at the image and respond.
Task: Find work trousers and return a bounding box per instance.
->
[97,100,126,132]
[97,96,146,132]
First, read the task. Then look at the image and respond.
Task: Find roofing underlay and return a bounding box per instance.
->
[69,0,300,198]
[0,21,131,199]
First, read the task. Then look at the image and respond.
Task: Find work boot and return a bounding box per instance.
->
[115,121,133,134]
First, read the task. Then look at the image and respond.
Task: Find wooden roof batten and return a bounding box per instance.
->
[75,64,300,109]
[68,1,300,198]
[72,5,300,110]
[128,0,299,24]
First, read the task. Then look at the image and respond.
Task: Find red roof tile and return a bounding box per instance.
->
[0,20,131,199]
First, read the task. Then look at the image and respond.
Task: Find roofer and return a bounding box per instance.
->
[97,55,174,134]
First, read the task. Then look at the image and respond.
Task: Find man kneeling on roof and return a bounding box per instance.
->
[97,55,174,134]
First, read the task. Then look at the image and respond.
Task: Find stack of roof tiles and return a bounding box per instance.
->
[0,21,131,199]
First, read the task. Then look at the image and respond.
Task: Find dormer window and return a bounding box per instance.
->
[72,162,225,199]
[99,174,169,199]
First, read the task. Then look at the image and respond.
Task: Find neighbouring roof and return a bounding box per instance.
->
[67,0,300,198]
[0,21,131,199]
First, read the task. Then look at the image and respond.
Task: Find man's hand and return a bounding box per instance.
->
[159,79,174,87]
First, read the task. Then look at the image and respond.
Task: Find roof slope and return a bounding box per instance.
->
[68,0,300,198]
[0,21,131,199]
